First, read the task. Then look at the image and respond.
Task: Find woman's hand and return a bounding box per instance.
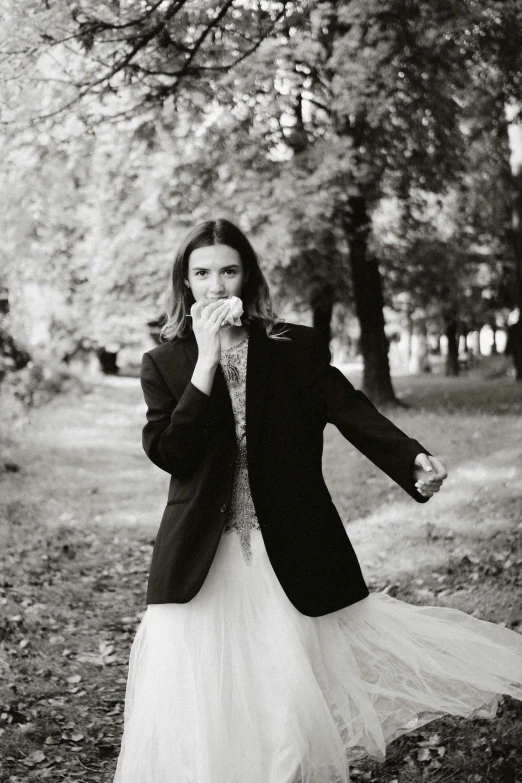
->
[190,300,229,367]
[413,454,448,498]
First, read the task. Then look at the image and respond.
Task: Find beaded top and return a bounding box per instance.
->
[220,333,261,565]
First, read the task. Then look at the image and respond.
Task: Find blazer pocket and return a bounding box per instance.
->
[166,498,192,505]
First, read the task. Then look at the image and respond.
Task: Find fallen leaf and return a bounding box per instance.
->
[418,747,432,762]
[22,750,46,766]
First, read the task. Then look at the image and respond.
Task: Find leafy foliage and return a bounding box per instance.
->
[0,0,521,375]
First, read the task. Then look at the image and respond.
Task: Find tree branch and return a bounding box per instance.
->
[76,0,189,90]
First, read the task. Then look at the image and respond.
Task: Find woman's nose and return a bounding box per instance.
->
[208,278,225,294]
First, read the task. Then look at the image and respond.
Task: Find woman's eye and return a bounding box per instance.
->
[194,269,237,277]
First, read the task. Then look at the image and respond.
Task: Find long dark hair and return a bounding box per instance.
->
[159,219,289,342]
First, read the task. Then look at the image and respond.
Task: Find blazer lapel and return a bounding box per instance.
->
[245,320,270,456]
[177,320,271,455]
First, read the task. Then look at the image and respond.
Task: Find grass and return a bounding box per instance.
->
[0,364,521,783]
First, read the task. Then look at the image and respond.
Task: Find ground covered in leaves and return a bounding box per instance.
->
[1,367,521,783]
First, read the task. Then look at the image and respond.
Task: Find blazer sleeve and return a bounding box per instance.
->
[306,331,433,504]
[140,351,215,476]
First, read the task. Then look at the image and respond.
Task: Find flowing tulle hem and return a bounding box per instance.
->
[342,694,501,765]
[112,528,522,783]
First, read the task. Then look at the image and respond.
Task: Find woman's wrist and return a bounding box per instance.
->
[191,358,218,396]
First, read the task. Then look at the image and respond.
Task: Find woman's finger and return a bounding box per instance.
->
[416,482,441,492]
[190,300,205,319]
[206,302,229,326]
[199,301,218,318]
[421,479,443,488]
[430,457,448,480]
[200,301,227,322]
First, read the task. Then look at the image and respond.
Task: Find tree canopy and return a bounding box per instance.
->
[1,0,522,389]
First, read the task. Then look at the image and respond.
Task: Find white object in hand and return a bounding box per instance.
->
[219,296,244,328]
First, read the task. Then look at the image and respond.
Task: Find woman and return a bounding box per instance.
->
[113,219,522,783]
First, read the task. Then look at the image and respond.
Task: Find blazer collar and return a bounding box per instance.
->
[178,320,271,456]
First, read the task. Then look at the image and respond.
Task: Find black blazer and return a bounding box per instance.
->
[140,319,432,617]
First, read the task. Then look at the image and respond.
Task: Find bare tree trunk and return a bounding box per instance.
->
[507,113,522,378]
[444,319,459,376]
[405,309,413,366]
[489,322,498,354]
[311,284,335,348]
[97,348,119,375]
[505,320,522,380]
[0,290,31,377]
[474,328,482,357]
[409,322,430,374]
[508,173,522,379]
[342,196,398,405]
[512,167,522,313]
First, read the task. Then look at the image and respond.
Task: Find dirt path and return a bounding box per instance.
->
[2,376,167,533]
[1,374,521,782]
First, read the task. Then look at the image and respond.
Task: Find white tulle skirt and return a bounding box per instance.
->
[112,527,522,783]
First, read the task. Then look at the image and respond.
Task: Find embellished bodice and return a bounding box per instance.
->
[220,333,261,565]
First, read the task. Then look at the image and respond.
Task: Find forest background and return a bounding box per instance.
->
[1,0,522,406]
[1,3,522,782]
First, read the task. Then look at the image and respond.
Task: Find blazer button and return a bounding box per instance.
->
[220,503,227,513]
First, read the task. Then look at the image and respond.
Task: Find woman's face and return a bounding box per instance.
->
[185,244,246,303]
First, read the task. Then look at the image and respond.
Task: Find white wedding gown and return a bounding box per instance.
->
[113,336,522,783]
